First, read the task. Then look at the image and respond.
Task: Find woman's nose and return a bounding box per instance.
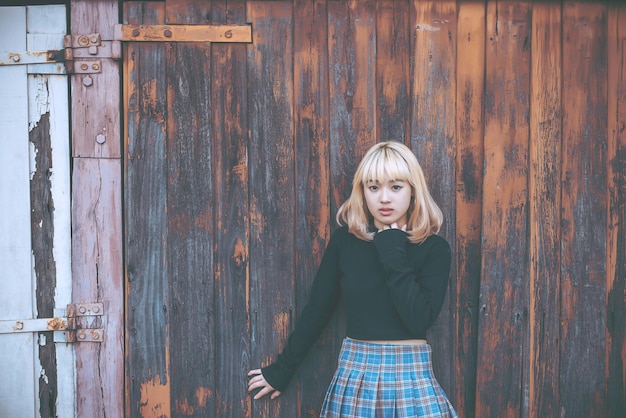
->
[380,188,390,202]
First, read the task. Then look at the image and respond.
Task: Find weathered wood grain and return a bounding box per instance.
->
[164,4,216,417]
[70,0,120,158]
[70,2,124,417]
[376,0,410,143]
[113,2,626,417]
[0,11,36,417]
[560,3,609,416]
[30,110,59,418]
[328,0,377,214]
[210,2,252,416]
[409,0,457,395]
[71,158,124,418]
[529,3,562,417]
[123,3,171,418]
[454,2,485,416]
[293,0,338,415]
[246,2,296,417]
[607,3,626,417]
[476,2,531,417]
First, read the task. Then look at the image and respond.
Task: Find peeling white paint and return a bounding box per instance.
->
[29,140,38,180]
[28,75,50,131]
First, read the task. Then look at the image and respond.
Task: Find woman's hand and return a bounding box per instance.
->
[378,222,407,232]
[247,369,281,400]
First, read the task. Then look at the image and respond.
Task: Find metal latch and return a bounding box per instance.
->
[114,24,252,43]
[64,32,121,74]
[0,32,120,74]
[0,302,104,343]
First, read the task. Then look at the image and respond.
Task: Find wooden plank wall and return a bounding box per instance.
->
[70,1,124,417]
[122,1,626,417]
[0,5,74,418]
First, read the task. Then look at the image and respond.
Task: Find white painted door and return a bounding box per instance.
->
[0,5,74,418]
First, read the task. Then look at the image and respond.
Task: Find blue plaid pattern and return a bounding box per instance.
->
[320,339,458,417]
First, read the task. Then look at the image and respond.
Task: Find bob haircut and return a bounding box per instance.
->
[336,141,443,244]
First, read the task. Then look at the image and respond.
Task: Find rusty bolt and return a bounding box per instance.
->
[132,29,140,37]
[96,134,106,144]
[93,305,100,314]
[78,332,86,340]
[78,35,89,46]
[80,63,88,71]
[92,63,100,71]
[164,29,172,38]
[91,36,99,44]
[12,54,20,62]
[224,30,233,39]
[91,331,100,340]
[83,76,93,87]
[79,306,87,314]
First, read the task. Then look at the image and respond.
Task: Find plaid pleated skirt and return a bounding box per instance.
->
[320,338,458,418]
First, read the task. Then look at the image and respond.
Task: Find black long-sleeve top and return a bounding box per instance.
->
[261,226,452,391]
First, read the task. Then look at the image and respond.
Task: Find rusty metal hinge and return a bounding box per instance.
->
[0,33,120,74]
[0,302,104,343]
[64,32,122,74]
[114,24,252,43]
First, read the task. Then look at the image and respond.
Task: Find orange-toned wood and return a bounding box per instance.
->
[211,1,252,416]
[246,2,296,417]
[328,0,377,206]
[560,3,609,416]
[376,0,410,143]
[115,23,252,43]
[454,2,485,416]
[123,3,171,418]
[409,0,458,394]
[607,3,626,416]
[476,2,531,417]
[292,0,336,415]
[164,3,216,416]
[529,3,562,417]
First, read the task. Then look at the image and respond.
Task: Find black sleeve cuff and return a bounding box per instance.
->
[261,361,296,392]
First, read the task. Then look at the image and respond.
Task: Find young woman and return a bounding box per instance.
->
[248,141,458,417]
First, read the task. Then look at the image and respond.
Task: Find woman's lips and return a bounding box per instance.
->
[379,208,393,216]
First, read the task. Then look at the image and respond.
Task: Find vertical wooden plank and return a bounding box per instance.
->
[328,0,377,214]
[529,3,561,417]
[164,3,216,417]
[607,3,626,417]
[165,41,215,418]
[410,0,457,394]
[210,2,252,416]
[293,0,335,415]
[123,3,170,418]
[27,6,73,417]
[454,2,485,416]
[0,7,37,418]
[164,2,214,417]
[246,2,296,417]
[561,2,608,416]
[376,0,410,143]
[71,1,124,418]
[476,2,531,417]
[165,0,212,23]
[70,0,119,158]
[71,158,123,416]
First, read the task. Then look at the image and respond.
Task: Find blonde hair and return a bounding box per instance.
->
[336,141,443,243]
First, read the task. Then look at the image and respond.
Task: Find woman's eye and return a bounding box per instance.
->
[392,184,402,191]
[369,185,378,191]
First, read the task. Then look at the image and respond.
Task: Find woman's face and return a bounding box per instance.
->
[364,177,412,230]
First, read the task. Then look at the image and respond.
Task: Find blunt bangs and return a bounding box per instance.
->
[359,148,411,185]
